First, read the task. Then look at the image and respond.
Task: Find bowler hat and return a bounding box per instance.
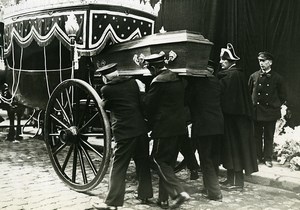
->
[96,63,118,75]
[258,52,274,61]
[220,43,240,61]
[144,53,165,64]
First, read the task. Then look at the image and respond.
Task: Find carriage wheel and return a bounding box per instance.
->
[44,79,111,192]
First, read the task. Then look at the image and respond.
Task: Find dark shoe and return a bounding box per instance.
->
[265,161,273,167]
[134,191,152,204]
[156,200,169,209]
[170,192,190,209]
[202,193,222,202]
[139,198,152,205]
[5,136,14,141]
[257,158,264,164]
[190,169,199,180]
[219,179,232,186]
[15,135,23,140]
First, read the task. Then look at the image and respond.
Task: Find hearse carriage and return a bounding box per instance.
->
[0,0,213,192]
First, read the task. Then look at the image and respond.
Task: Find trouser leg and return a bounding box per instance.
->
[105,138,136,206]
[234,171,244,187]
[254,121,264,161]
[263,121,276,161]
[180,134,199,171]
[227,169,234,185]
[152,136,184,201]
[196,135,221,197]
[133,134,153,199]
[158,178,169,201]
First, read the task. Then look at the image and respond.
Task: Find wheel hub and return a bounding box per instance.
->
[59,126,79,144]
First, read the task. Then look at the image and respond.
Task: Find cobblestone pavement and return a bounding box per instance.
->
[1,133,300,210]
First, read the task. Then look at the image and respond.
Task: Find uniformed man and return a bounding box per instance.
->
[185,67,223,201]
[217,43,258,191]
[248,52,287,167]
[142,53,190,209]
[92,63,153,210]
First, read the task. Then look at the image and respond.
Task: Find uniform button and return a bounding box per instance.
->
[267,84,270,86]
[259,84,262,86]
[258,93,261,95]
[257,102,260,105]
[266,103,269,105]
[266,93,269,96]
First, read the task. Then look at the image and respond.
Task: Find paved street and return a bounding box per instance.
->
[0,128,300,210]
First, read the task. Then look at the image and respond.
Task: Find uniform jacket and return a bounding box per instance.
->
[248,70,287,121]
[185,76,224,137]
[101,76,148,141]
[217,67,253,118]
[143,69,186,138]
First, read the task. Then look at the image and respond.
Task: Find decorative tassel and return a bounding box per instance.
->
[74,41,79,70]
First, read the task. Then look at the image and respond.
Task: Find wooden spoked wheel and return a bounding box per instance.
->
[44,79,111,192]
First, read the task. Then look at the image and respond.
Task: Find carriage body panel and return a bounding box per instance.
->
[2,1,157,109]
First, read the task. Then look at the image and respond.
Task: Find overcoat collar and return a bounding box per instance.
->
[151,69,179,85]
[106,76,132,85]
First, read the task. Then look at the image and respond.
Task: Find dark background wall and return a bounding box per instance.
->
[151,0,300,125]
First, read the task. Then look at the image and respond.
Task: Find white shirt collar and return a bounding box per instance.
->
[262,69,271,74]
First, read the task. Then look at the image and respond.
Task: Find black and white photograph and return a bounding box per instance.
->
[0,0,300,209]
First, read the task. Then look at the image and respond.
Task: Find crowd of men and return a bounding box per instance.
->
[91,43,287,210]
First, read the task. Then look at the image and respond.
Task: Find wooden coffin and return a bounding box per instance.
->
[93,30,214,77]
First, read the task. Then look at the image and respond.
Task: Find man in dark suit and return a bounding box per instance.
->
[185,73,224,201]
[143,53,190,209]
[248,52,287,167]
[92,63,153,210]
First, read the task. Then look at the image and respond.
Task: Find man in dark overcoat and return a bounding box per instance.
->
[92,63,153,210]
[185,73,224,201]
[143,53,190,209]
[217,43,258,191]
[248,52,287,167]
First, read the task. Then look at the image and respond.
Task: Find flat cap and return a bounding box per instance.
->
[258,52,274,61]
[96,63,118,75]
[143,53,165,64]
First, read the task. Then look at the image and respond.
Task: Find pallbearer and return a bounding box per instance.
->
[143,53,190,209]
[92,63,153,210]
